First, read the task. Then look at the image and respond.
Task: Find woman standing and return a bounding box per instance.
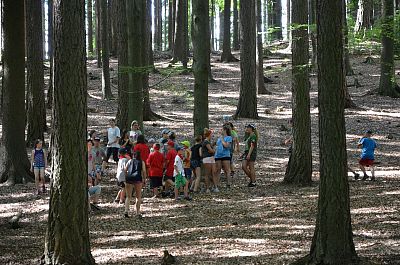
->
[129,120,142,145]
[242,124,258,187]
[214,126,233,188]
[202,128,219,193]
[124,151,146,217]
[119,129,133,156]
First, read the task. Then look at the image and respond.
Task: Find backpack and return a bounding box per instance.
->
[126,159,141,182]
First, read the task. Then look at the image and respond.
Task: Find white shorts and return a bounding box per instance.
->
[202,157,215,164]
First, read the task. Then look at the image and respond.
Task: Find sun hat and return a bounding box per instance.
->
[181,141,190,148]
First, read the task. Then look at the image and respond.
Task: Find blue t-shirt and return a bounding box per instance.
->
[215,136,232,158]
[359,137,377,160]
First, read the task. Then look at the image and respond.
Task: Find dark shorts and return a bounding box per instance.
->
[106,147,119,162]
[244,151,257,162]
[117,181,125,188]
[190,160,202,169]
[150,177,163,189]
[184,168,192,180]
[359,158,374,166]
[163,175,175,182]
[215,157,231,161]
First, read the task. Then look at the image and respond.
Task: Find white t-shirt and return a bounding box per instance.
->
[107,126,121,148]
[129,130,142,143]
[116,157,128,182]
[173,155,185,177]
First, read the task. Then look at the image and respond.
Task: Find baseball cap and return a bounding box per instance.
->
[161,129,170,135]
[176,145,183,151]
[94,137,101,141]
[148,138,156,144]
[246,124,256,130]
[181,141,190,148]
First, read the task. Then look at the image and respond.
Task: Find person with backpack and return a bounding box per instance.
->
[124,151,146,217]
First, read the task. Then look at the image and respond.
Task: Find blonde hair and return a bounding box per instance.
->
[203,128,212,138]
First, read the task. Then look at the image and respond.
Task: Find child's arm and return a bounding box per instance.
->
[30,150,35,172]
[141,161,147,182]
[246,142,255,160]
[206,143,215,154]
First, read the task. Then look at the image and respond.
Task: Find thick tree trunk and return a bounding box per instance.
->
[210,0,215,51]
[294,0,358,263]
[270,0,283,40]
[168,0,176,50]
[192,0,210,136]
[309,0,317,69]
[287,0,292,47]
[126,0,145,127]
[354,0,373,34]
[95,0,102,68]
[219,9,224,50]
[283,0,312,185]
[378,0,400,98]
[220,0,237,62]
[235,1,258,119]
[46,0,54,109]
[0,0,33,185]
[109,0,118,56]
[154,0,162,50]
[88,0,94,54]
[101,0,112,99]
[42,1,95,264]
[172,0,188,67]
[116,0,129,130]
[232,0,239,50]
[26,0,46,146]
[257,0,271,95]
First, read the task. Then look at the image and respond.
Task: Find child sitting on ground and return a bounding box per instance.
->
[357,130,377,181]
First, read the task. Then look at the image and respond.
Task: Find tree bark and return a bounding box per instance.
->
[168,0,176,51]
[257,0,271,95]
[220,0,237,62]
[172,0,188,67]
[287,0,292,47]
[154,0,162,50]
[378,0,400,97]
[192,0,210,136]
[283,0,312,185]
[232,0,239,50]
[235,0,258,119]
[109,0,118,56]
[95,0,102,68]
[42,1,95,263]
[88,0,94,54]
[294,0,358,263]
[126,0,145,128]
[46,0,54,109]
[101,0,112,99]
[354,0,373,34]
[26,0,46,146]
[270,0,283,40]
[210,0,215,51]
[0,0,33,185]
[219,9,224,50]
[309,0,317,69]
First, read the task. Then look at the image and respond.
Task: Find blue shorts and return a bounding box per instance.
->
[88,185,101,196]
[184,168,192,180]
[190,160,201,169]
[91,165,103,177]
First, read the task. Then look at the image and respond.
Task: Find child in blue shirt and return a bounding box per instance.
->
[357,130,377,181]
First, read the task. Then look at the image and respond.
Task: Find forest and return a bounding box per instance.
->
[0,0,399,264]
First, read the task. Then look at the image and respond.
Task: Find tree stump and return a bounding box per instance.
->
[9,211,22,229]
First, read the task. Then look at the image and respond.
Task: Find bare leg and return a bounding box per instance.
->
[34,168,40,193]
[40,169,45,191]
[242,160,251,179]
[211,163,219,190]
[134,183,143,215]
[124,184,133,216]
[248,161,256,183]
[222,160,231,186]
[371,165,375,180]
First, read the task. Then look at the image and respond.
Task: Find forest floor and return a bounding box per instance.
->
[0,52,400,264]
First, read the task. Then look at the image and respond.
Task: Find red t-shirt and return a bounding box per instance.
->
[165,149,177,177]
[147,151,164,177]
[134,143,150,164]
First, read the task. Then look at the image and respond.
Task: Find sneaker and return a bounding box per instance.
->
[361,174,370,181]
[206,189,211,193]
[230,171,235,177]
[370,176,376,181]
[354,173,360,180]
[124,213,129,218]
[184,196,192,201]
[212,187,220,193]
[175,197,182,201]
[248,182,256,187]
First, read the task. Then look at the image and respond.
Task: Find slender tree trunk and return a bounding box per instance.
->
[0,0,33,185]
[88,0,94,54]
[168,0,176,50]
[101,0,112,99]
[154,0,162,50]
[163,0,168,50]
[354,0,373,34]
[42,1,95,263]
[283,0,312,185]
[309,0,317,69]
[232,0,239,50]
[110,0,118,56]
[287,0,292,47]
[294,0,358,263]
[270,0,283,40]
[26,0,46,146]
[221,0,237,62]
[46,0,54,109]
[95,0,102,68]
[219,9,224,50]
[257,0,270,95]
[116,0,129,130]
[172,0,188,67]
[235,0,258,119]
[378,0,400,97]
[192,0,210,136]
[210,0,215,51]
[126,0,145,128]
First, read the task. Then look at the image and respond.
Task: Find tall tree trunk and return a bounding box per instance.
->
[295,0,358,263]
[88,0,94,54]
[309,0,317,69]
[378,0,400,97]
[287,0,292,47]
[283,0,312,185]
[192,0,210,136]
[109,0,118,56]
[257,0,270,95]
[235,0,258,119]
[46,0,54,109]
[172,0,188,67]
[42,1,95,263]
[0,0,33,185]
[26,0,46,146]
[270,0,283,40]
[154,0,162,50]
[218,8,224,50]
[101,0,112,99]
[210,0,215,51]
[95,0,102,68]
[116,0,129,130]
[168,0,176,50]
[126,0,145,128]
[232,0,239,50]
[354,0,373,34]
[221,0,237,62]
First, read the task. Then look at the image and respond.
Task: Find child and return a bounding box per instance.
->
[181,141,192,186]
[129,120,142,144]
[124,151,146,217]
[30,139,47,195]
[191,135,203,192]
[106,119,121,164]
[164,141,177,191]
[242,124,258,187]
[147,143,164,197]
[174,147,191,201]
[357,130,377,181]
[115,148,129,204]
[159,129,170,157]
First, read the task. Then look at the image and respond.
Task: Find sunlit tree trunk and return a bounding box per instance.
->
[46,0,54,109]
[88,0,94,54]
[221,0,236,62]
[257,0,270,95]
[168,0,176,50]
[354,0,373,35]
[232,0,239,50]
[172,0,188,67]
[101,0,112,99]
[95,0,102,68]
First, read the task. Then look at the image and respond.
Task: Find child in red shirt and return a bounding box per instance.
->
[147,143,164,197]
[133,135,150,176]
[164,141,177,190]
